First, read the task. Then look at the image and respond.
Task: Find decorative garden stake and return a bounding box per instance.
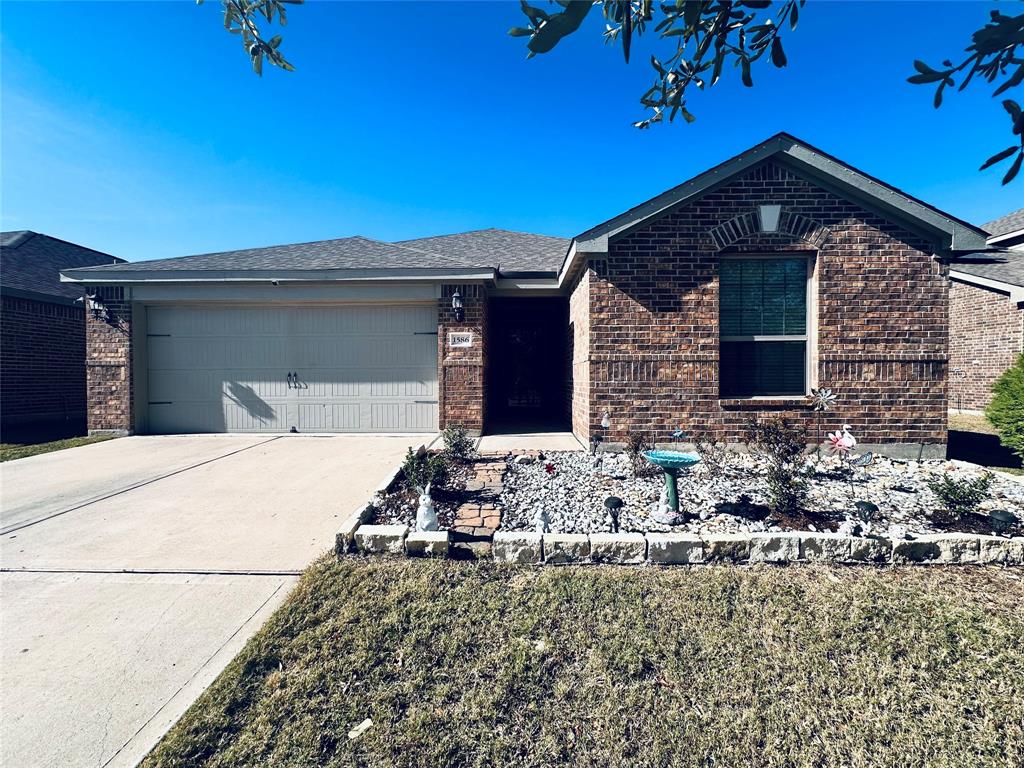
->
[809,387,837,456]
[604,495,623,533]
[826,425,856,455]
[415,481,438,532]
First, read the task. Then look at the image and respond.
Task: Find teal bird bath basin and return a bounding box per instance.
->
[643,450,701,524]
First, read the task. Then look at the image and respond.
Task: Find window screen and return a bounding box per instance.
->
[720,258,808,397]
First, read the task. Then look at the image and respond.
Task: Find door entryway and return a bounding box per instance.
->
[485,296,570,433]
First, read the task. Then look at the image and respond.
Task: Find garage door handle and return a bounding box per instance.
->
[286,371,294,387]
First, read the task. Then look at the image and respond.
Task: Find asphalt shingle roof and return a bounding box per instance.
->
[68,236,465,274]
[983,208,1024,238]
[1,231,122,300]
[951,250,1024,289]
[397,229,569,273]
[64,229,570,278]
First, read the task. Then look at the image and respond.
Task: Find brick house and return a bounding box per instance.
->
[62,134,988,457]
[1,231,123,438]
[948,209,1024,412]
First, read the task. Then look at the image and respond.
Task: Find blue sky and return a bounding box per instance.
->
[1,1,1019,262]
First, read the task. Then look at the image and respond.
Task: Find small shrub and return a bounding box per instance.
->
[625,431,650,476]
[401,447,449,492]
[744,418,810,516]
[986,354,1024,461]
[926,471,994,518]
[690,428,729,474]
[441,424,475,461]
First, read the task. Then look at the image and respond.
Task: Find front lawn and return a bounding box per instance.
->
[145,558,1024,768]
[0,434,117,462]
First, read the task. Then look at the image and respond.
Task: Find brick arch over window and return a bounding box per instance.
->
[708,208,832,250]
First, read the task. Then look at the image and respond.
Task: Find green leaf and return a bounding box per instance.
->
[994,64,1024,97]
[770,37,786,68]
[789,0,799,30]
[907,72,946,85]
[1001,151,1022,185]
[741,58,752,87]
[979,145,1020,170]
[508,27,534,37]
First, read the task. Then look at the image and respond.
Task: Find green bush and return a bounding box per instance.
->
[986,354,1024,461]
[401,447,449,492]
[926,471,993,518]
[743,418,810,516]
[441,424,475,461]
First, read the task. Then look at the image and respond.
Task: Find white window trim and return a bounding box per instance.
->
[719,254,815,397]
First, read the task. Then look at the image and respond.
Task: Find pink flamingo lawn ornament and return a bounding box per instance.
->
[826,425,856,456]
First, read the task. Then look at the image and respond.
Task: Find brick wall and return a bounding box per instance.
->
[0,295,87,428]
[949,278,1023,411]
[85,287,134,434]
[584,161,949,449]
[568,267,591,441]
[438,284,487,433]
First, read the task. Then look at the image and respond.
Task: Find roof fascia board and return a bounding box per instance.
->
[950,269,1024,301]
[988,228,1024,246]
[60,267,496,284]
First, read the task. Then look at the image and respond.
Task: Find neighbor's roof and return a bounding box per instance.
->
[1,231,122,301]
[571,132,989,256]
[951,250,1024,290]
[61,230,569,282]
[983,208,1024,240]
[398,229,569,273]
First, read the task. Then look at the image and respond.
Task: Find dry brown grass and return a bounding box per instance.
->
[145,558,1024,768]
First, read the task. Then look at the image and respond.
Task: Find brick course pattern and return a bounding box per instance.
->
[438,284,487,433]
[84,287,134,434]
[949,279,1023,411]
[0,295,87,426]
[576,161,949,446]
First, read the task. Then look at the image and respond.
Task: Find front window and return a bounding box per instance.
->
[719,257,809,397]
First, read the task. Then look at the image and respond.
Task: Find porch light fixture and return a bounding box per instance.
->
[84,292,109,321]
[451,290,465,322]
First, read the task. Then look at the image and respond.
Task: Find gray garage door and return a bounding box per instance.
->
[145,304,438,433]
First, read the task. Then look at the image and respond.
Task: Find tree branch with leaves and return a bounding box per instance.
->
[908,9,1024,184]
[200,0,302,76]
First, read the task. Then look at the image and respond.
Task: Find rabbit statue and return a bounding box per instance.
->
[415,481,438,532]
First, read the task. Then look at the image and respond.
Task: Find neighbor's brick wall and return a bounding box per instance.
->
[0,295,87,425]
[568,267,591,441]
[438,284,487,433]
[85,287,134,434]
[949,278,1023,411]
[586,160,948,447]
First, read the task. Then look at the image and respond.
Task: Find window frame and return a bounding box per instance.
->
[718,253,815,398]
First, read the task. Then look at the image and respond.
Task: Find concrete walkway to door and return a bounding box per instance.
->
[0,434,419,768]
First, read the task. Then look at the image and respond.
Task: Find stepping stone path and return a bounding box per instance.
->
[451,452,520,540]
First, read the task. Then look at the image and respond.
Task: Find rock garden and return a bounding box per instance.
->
[343,418,1024,565]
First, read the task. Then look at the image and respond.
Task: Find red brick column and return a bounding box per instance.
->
[438,284,487,433]
[85,287,134,435]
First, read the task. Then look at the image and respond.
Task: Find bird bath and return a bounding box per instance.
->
[643,450,701,525]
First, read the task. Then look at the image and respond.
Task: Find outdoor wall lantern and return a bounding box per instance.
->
[84,292,109,322]
[451,290,465,322]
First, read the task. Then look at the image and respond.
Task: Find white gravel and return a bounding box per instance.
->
[498,450,1024,538]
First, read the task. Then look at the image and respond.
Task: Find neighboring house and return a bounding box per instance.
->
[62,134,988,457]
[948,208,1024,412]
[1,231,123,437]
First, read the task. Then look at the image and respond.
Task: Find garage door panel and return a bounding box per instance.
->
[146,305,438,433]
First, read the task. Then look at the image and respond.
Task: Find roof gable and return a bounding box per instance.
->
[572,133,988,255]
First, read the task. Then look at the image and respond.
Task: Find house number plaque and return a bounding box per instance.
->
[448,331,473,348]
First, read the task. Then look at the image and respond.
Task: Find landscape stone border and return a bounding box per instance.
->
[336,452,1024,567]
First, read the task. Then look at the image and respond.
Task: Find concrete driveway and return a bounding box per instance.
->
[0,434,418,768]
